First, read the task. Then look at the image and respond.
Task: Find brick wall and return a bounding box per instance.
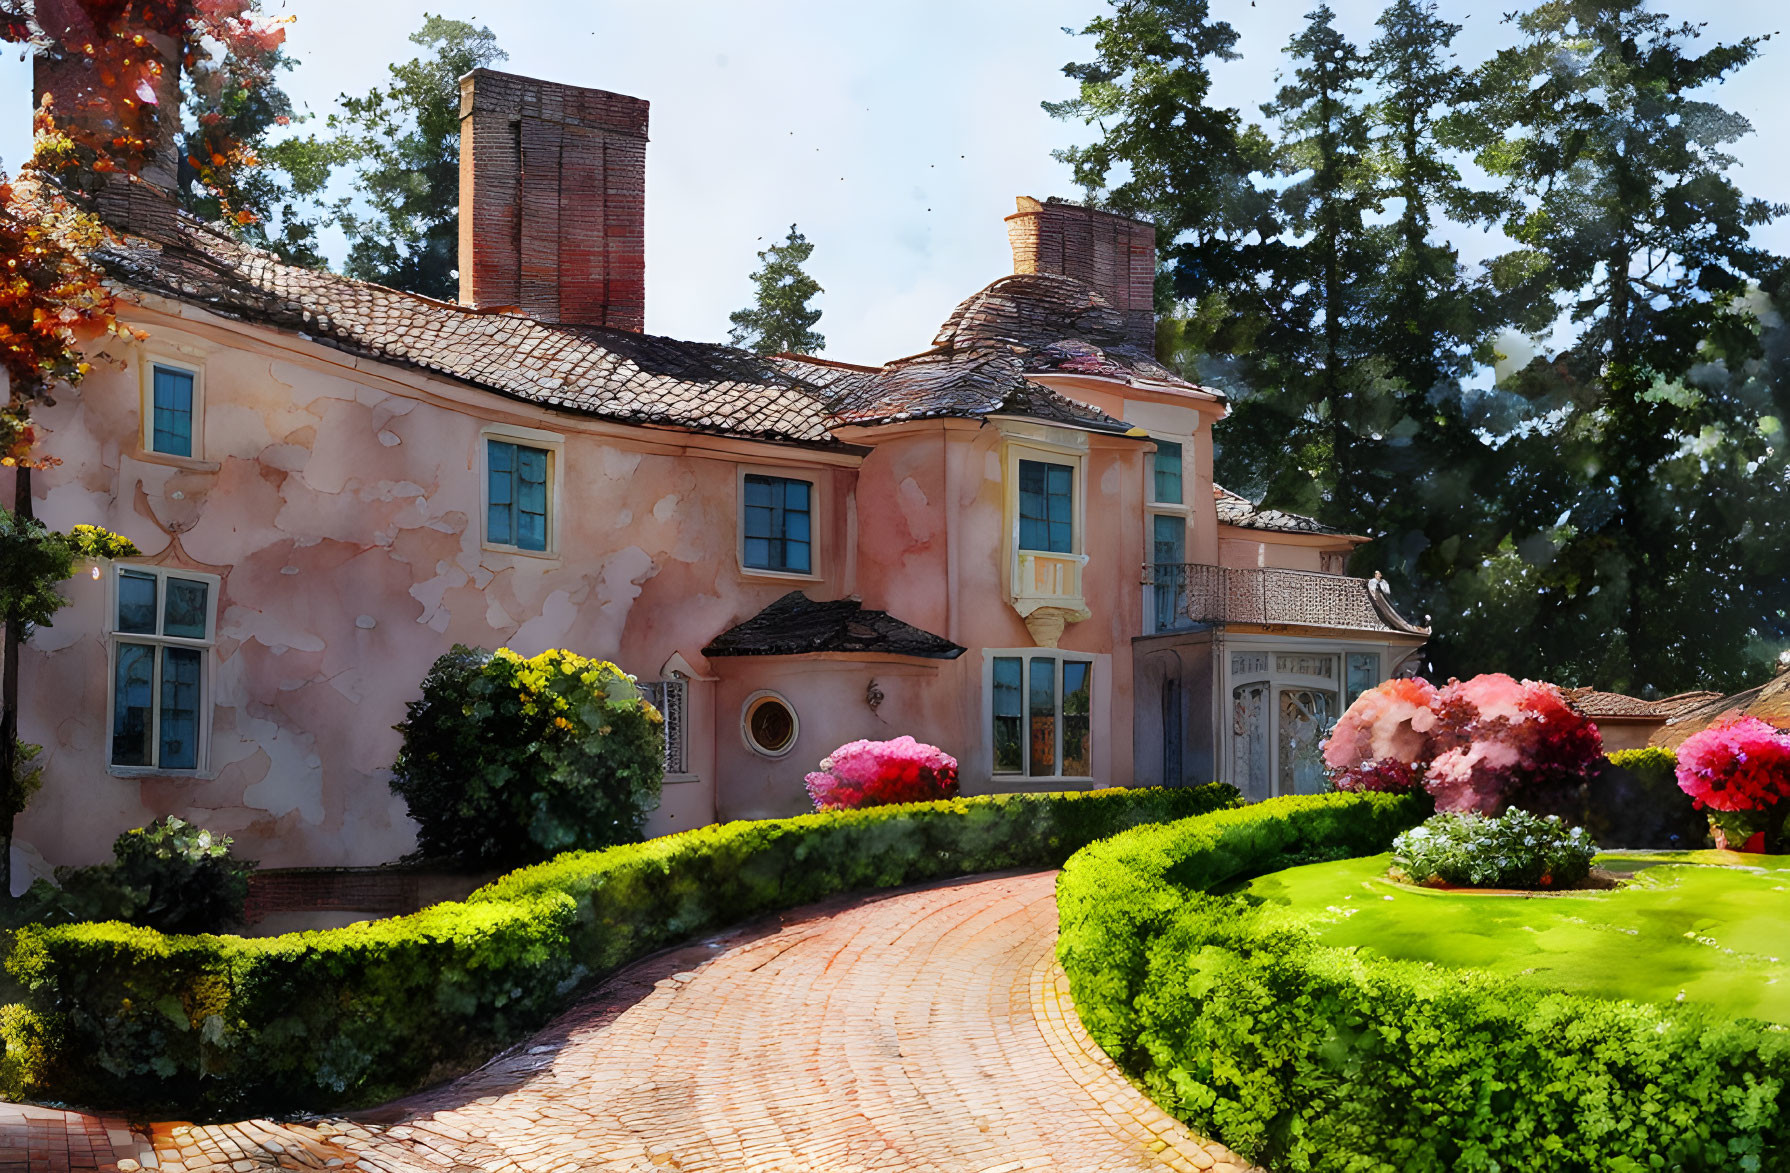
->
[458,68,649,331]
[1006,196,1156,352]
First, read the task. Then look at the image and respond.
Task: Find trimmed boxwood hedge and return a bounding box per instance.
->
[2,783,1236,1117]
[1057,791,1790,1173]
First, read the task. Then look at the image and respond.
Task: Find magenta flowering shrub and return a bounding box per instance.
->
[1323,677,1439,793]
[1323,673,1603,816]
[804,736,960,811]
[1423,674,1604,816]
[1675,716,1790,814]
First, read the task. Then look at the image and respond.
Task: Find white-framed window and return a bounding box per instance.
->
[480,424,563,556]
[642,679,690,777]
[108,565,219,772]
[141,358,203,460]
[741,690,799,758]
[735,465,822,580]
[989,651,1094,779]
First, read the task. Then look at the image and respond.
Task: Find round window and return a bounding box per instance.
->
[742,691,799,758]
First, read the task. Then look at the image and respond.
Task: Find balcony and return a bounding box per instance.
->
[1149,564,1428,636]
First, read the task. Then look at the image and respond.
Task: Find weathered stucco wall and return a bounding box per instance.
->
[10,303,861,877]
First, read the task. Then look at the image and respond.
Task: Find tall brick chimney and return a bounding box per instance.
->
[458,69,649,330]
[33,0,182,236]
[1006,196,1156,352]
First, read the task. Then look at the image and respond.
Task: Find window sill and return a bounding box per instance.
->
[738,565,823,585]
[481,543,562,564]
[131,448,221,473]
[663,773,702,786]
[108,765,214,781]
[991,775,1096,786]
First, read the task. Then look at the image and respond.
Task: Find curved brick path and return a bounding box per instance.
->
[1,871,1257,1173]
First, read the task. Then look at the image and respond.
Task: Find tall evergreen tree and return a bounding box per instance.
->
[1213,7,1382,526]
[310,16,507,299]
[728,226,825,356]
[1043,0,1274,348]
[1465,0,1787,692]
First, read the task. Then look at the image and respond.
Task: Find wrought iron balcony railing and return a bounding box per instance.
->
[1149,563,1428,636]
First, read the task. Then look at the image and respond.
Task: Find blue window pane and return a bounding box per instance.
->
[163,577,209,639]
[993,657,1023,774]
[117,570,157,634]
[151,367,194,457]
[1029,657,1057,777]
[1018,460,1074,553]
[1153,441,1183,504]
[1153,515,1185,565]
[159,647,202,769]
[487,439,550,551]
[112,642,156,766]
[742,474,814,572]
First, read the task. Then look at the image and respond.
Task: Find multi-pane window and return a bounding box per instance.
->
[642,680,689,776]
[1151,514,1187,632]
[150,365,196,458]
[1346,653,1382,706]
[1152,440,1183,504]
[110,567,215,771]
[742,474,812,574]
[487,439,550,552]
[1018,459,1074,553]
[992,654,1093,778]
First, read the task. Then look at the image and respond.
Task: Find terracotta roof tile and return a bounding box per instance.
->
[1213,485,1343,536]
[100,212,1137,447]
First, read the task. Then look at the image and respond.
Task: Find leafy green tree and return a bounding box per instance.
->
[1463,0,1786,692]
[180,39,328,267]
[310,15,507,299]
[728,226,826,355]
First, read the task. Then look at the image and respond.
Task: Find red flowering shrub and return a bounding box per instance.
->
[1322,673,1603,816]
[1423,674,1604,816]
[1675,717,1790,814]
[1324,678,1439,793]
[804,736,959,811]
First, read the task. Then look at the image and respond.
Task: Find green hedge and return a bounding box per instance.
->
[4,783,1235,1117]
[1057,792,1790,1172]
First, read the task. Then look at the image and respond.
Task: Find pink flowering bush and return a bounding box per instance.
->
[1324,673,1603,816]
[1675,717,1790,849]
[1423,674,1604,816]
[1323,677,1439,793]
[804,736,959,811]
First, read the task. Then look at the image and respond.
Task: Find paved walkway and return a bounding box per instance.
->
[0,871,1257,1173]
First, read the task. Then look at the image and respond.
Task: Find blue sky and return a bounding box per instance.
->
[0,0,1785,364]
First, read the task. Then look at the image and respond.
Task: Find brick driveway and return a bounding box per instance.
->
[0,871,1256,1173]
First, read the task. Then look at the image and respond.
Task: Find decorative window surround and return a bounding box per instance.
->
[643,679,692,779]
[1000,423,1090,647]
[108,564,220,775]
[138,357,214,469]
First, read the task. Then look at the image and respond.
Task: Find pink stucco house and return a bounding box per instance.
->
[7,67,1426,881]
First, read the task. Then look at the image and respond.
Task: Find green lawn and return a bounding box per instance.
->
[1244,851,1790,1024]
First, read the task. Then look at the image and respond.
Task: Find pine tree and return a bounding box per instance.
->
[1043,0,1273,336]
[728,226,825,356]
[308,16,507,299]
[1214,6,1380,523]
[1465,0,1787,692]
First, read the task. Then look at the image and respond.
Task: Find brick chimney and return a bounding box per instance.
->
[32,0,181,236]
[458,69,649,331]
[1006,196,1156,352]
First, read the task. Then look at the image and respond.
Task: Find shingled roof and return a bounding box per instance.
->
[703,592,965,660]
[1652,673,1790,750]
[1563,688,1722,721]
[925,272,1200,390]
[95,210,1137,449]
[1213,486,1349,537]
